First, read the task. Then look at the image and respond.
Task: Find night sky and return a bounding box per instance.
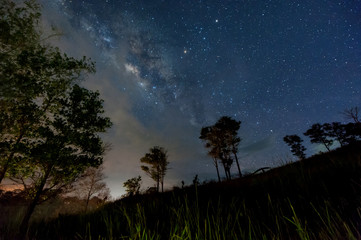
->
[39,0,361,197]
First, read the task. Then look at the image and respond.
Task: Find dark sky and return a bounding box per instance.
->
[40,0,361,197]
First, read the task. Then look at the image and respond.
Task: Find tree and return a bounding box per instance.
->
[74,165,110,212]
[0,1,112,237]
[17,84,111,237]
[304,123,333,151]
[214,116,242,177]
[200,116,242,181]
[123,176,141,196]
[283,135,306,160]
[200,126,221,182]
[343,107,360,123]
[0,0,43,184]
[0,0,96,184]
[140,146,169,193]
[326,122,348,147]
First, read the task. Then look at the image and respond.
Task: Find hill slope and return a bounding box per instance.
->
[31,142,361,239]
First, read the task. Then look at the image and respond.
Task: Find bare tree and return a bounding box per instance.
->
[343,107,360,123]
[74,165,110,212]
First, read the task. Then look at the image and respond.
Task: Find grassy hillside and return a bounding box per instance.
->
[29,142,361,239]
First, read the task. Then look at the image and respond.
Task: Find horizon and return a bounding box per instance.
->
[37,0,361,198]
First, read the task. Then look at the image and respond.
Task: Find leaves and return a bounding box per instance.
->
[123,176,142,196]
[0,0,112,235]
[200,116,242,180]
[140,146,169,192]
[283,135,306,160]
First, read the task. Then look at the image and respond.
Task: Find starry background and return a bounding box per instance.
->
[39,0,361,197]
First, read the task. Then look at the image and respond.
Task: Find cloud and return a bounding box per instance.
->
[240,135,276,155]
[37,1,235,197]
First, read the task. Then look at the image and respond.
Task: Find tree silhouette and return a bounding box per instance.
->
[345,122,361,141]
[304,123,333,151]
[0,2,112,237]
[342,107,361,141]
[326,122,350,147]
[140,146,169,193]
[215,116,242,177]
[74,165,110,213]
[123,176,142,196]
[283,135,306,160]
[0,0,98,185]
[343,107,360,123]
[200,126,221,182]
[17,84,111,237]
[200,116,242,181]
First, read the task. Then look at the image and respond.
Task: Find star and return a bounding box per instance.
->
[44,0,361,197]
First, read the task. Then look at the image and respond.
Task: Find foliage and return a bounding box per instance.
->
[200,116,242,181]
[0,0,112,237]
[140,146,169,193]
[283,134,306,160]
[0,0,97,183]
[304,123,333,151]
[304,122,361,152]
[123,176,142,196]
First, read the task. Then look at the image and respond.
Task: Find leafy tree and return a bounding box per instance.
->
[326,122,348,147]
[0,1,112,237]
[215,116,242,177]
[0,0,96,184]
[17,84,111,236]
[123,176,142,196]
[74,165,110,212]
[200,116,242,181]
[200,126,221,182]
[140,146,169,193]
[0,0,43,184]
[283,135,306,160]
[304,123,333,151]
[345,122,361,141]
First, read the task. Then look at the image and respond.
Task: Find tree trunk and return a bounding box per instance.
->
[0,132,24,184]
[161,181,164,193]
[233,152,242,178]
[157,178,159,193]
[18,166,51,239]
[322,140,331,151]
[227,168,231,180]
[213,158,221,182]
[220,159,228,180]
[85,192,91,213]
[0,159,10,184]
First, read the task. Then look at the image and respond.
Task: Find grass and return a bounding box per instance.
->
[15,142,361,239]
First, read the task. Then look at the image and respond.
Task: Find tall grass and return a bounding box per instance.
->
[28,190,361,240]
[21,143,361,239]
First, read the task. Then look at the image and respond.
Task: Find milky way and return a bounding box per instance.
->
[41,0,361,197]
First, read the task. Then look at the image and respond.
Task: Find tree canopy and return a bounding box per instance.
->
[123,176,142,196]
[0,0,112,237]
[283,135,306,160]
[140,146,169,193]
[200,116,242,181]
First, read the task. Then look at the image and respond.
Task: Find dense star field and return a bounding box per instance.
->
[39,0,361,197]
